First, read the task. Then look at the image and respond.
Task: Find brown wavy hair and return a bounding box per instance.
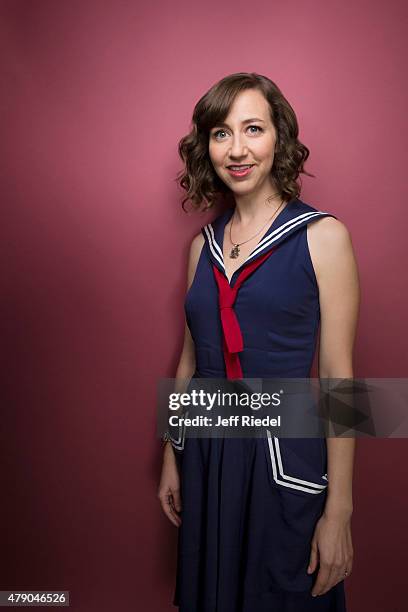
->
[176,72,315,212]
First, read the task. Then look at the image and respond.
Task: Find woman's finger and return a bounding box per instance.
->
[318,563,348,596]
[172,487,182,513]
[159,491,181,527]
[311,562,331,596]
[307,539,318,574]
[168,493,182,526]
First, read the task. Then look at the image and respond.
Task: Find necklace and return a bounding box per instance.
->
[229,196,285,259]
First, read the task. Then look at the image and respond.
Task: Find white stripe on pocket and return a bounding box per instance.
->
[266,430,328,494]
[169,410,188,451]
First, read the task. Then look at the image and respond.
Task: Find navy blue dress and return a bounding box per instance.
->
[171,197,347,611]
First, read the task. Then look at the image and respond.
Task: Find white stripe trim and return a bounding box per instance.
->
[246,212,327,263]
[204,211,330,271]
[203,225,225,270]
[208,223,224,259]
[253,211,326,251]
[266,430,327,494]
[169,413,188,451]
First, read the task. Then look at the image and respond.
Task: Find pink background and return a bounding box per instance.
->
[1,0,407,610]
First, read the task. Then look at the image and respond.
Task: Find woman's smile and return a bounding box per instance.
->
[226,164,255,178]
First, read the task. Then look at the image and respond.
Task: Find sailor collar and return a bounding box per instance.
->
[202,198,337,285]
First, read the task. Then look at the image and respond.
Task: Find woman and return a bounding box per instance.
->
[158,72,359,611]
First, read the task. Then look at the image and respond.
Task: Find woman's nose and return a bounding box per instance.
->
[229,136,248,157]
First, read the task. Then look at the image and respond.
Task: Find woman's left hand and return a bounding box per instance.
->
[307,510,353,597]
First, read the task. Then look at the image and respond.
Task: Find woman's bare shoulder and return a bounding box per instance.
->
[190,231,205,252]
[187,232,205,289]
[307,215,351,244]
[307,215,358,282]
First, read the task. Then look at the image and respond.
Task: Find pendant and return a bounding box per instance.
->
[230,244,240,259]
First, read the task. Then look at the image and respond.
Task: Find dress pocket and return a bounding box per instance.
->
[169,421,186,452]
[264,430,328,495]
[167,375,199,453]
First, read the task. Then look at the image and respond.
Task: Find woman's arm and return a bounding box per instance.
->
[309,216,360,514]
[177,232,206,376]
[306,216,360,595]
[158,232,204,526]
[163,231,204,449]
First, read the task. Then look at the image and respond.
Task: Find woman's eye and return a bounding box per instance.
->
[213,125,263,139]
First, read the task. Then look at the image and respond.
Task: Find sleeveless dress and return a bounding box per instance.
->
[170,197,347,612]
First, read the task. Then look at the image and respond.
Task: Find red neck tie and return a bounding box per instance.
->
[212,248,277,380]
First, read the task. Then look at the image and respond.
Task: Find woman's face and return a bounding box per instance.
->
[208,89,278,196]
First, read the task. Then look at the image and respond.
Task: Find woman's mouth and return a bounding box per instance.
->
[226,164,255,178]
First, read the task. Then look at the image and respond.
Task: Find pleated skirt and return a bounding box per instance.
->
[172,436,346,612]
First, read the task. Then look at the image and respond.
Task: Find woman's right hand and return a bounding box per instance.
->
[157,443,182,527]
